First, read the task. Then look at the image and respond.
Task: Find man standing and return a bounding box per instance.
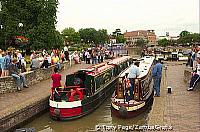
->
[9,58,28,91]
[188,53,200,91]
[127,61,140,99]
[152,60,162,97]
[51,67,62,91]
[64,45,69,61]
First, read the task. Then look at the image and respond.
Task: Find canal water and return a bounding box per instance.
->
[25,48,146,132]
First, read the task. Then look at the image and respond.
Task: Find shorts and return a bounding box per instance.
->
[0,64,5,70]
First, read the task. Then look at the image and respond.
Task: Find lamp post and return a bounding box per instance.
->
[18,23,24,51]
[18,23,23,35]
[18,23,23,28]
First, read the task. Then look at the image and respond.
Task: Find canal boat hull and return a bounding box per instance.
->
[111,91,154,118]
[49,79,117,121]
[49,56,134,121]
[111,56,155,118]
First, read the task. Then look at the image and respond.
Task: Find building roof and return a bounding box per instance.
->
[124,30,156,38]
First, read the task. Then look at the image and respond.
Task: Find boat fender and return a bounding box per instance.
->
[119,106,127,117]
[54,109,60,116]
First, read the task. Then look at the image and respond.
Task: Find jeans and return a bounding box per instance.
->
[129,78,135,99]
[56,62,61,70]
[153,77,161,96]
[189,74,200,89]
[11,74,27,88]
[92,57,97,64]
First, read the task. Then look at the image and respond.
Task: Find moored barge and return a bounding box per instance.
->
[111,56,155,118]
[49,56,133,120]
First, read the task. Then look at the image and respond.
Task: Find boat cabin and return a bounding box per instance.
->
[115,56,155,101]
[65,56,133,97]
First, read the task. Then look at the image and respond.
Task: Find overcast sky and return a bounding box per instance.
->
[56,0,199,36]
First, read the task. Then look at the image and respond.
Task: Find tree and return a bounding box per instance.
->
[179,30,190,37]
[95,29,108,44]
[62,27,80,44]
[112,29,122,37]
[79,28,97,44]
[135,38,146,46]
[0,0,61,50]
[116,35,126,43]
[177,31,200,45]
[157,38,169,47]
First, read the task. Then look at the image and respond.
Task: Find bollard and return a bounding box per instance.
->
[167,86,172,93]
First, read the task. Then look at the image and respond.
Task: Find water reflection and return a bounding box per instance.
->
[25,97,152,132]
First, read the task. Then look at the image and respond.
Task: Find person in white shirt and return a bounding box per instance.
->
[47,54,52,66]
[196,46,200,58]
[127,61,140,98]
[30,51,36,61]
[38,53,44,66]
[15,50,23,69]
[85,50,91,64]
[188,57,200,91]
[64,45,69,61]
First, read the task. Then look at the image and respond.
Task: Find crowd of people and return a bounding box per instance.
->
[0,45,114,91]
[0,49,28,91]
[80,47,109,64]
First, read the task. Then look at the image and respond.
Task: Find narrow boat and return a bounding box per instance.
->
[111,56,155,118]
[49,56,133,120]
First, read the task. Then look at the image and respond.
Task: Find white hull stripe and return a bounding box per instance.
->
[111,102,145,111]
[49,100,82,108]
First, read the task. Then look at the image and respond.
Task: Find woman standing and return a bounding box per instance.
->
[4,51,12,76]
[0,51,5,77]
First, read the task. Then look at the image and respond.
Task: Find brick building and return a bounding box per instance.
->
[124,30,157,45]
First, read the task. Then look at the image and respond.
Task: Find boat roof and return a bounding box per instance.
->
[86,64,114,76]
[108,56,131,65]
[79,56,131,76]
[119,56,155,78]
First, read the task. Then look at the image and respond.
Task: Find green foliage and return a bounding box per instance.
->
[116,35,126,43]
[95,29,108,44]
[177,31,200,45]
[0,0,63,50]
[79,28,108,44]
[61,27,80,44]
[112,29,122,37]
[157,38,169,47]
[135,38,147,46]
[179,30,190,37]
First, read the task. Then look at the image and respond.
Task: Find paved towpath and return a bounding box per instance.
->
[0,62,93,119]
[148,61,200,132]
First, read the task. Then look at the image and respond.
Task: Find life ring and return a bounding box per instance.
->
[69,89,83,102]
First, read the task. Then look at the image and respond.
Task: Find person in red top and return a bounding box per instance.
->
[51,67,61,91]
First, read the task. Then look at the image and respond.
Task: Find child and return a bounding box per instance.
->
[51,67,62,91]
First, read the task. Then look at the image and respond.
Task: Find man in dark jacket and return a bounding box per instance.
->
[9,58,28,91]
